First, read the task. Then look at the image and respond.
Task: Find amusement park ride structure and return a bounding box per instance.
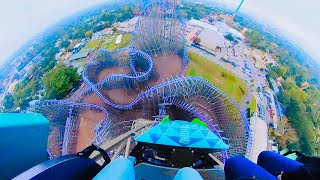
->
[226,0,245,26]
[28,0,252,165]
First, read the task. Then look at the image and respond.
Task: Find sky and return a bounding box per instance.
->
[0,0,110,66]
[0,0,320,66]
[220,0,320,62]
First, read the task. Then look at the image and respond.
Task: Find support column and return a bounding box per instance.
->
[125,137,132,158]
[111,141,127,160]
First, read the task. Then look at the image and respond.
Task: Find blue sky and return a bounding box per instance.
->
[0,0,319,66]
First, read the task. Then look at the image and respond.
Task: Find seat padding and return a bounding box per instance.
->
[93,158,135,180]
[14,155,102,180]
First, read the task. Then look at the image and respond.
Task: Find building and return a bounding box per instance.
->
[255,61,266,70]
[91,28,112,41]
[73,42,85,52]
[60,52,72,61]
[245,48,277,71]
[228,27,245,40]
[275,78,282,88]
[250,49,277,67]
[96,21,105,26]
[103,28,112,35]
[115,34,123,45]
[196,28,226,53]
[69,51,90,62]
[55,51,63,60]
[91,31,104,41]
[251,49,264,62]
[270,78,280,94]
[186,25,202,45]
[187,19,231,51]
[116,17,139,33]
[300,82,309,89]
[188,19,218,31]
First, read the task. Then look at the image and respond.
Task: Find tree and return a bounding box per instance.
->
[274,66,288,77]
[10,79,41,111]
[295,75,306,87]
[309,77,318,85]
[85,31,93,39]
[112,27,117,32]
[100,12,115,22]
[246,31,268,51]
[3,94,14,110]
[275,116,298,148]
[104,21,111,27]
[224,33,235,42]
[60,40,71,48]
[247,31,261,47]
[194,37,201,44]
[43,64,80,99]
[267,43,278,53]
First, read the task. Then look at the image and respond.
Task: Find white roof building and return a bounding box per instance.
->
[73,42,85,49]
[115,34,123,45]
[188,19,231,49]
[188,19,218,32]
[197,28,227,50]
[228,28,245,39]
[117,17,139,33]
[91,31,105,41]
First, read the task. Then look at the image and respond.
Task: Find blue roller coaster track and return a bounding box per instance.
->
[28,0,252,163]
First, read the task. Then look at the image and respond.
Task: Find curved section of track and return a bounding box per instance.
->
[83,74,252,148]
[131,1,189,74]
[28,100,109,157]
[82,47,154,107]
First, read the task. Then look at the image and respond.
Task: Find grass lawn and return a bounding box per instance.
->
[106,33,131,50]
[74,58,87,63]
[81,33,131,51]
[82,38,105,50]
[248,96,257,113]
[186,52,248,103]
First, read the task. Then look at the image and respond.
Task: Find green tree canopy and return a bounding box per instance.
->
[60,40,71,48]
[275,66,288,77]
[224,33,235,42]
[3,94,14,110]
[194,37,201,44]
[309,77,318,85]
[43,64,80,99]
[11,79,41,110]
[246,31,268,51]
[85,31,93,39]
[295,75,307,87]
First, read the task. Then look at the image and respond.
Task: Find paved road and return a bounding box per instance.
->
[233,42,276,125]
